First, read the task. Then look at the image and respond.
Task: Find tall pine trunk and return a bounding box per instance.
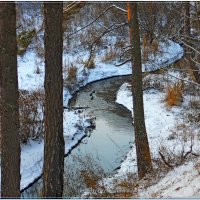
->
[43,3,65,197]
[0,3,21,197]
[127,2,152,179]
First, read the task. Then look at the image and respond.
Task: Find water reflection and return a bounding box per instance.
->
[68,76,133,173]
[22,75,133,197]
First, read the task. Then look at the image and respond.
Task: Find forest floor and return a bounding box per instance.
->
[0,39,186,195]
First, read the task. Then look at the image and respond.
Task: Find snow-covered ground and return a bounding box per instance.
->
[113,72,200,198]
[141,159,200,198]
[0,39,184,192]
[20,110,92,189]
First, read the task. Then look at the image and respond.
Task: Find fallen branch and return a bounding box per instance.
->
[64,106,90,110]
[115,59,131,67]
[159,151,173,169]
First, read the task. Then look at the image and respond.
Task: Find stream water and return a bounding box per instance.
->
[22,75,134,197]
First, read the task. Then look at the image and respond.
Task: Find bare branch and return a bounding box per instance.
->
[89,15,123,40]
[122,45,132,52]
[178,38,200,55]
[183,136,199,159]
[63,5,121,40]
[173,68,200,72]
[86,22,128,65]
[119,48,132,61]
[190,56,200,68]
[159,151,173,169]
[16,24,22,29]
[63,1,81,12]
[115,59,131,67]
[180,34,200,42]
[164,69,200,86]
[112,4,127,13]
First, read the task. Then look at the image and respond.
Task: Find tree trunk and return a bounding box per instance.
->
[184,2,200,83]
[127,2,152,179]
[0,3,21,197]
[43,3,65,197]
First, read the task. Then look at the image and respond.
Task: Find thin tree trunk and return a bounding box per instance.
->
[127,2,152,179]
[43,3,65,197]
[184,2,200,83]
[0,3,21,197]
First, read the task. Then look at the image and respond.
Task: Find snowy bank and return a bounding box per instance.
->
[114,75,200,197]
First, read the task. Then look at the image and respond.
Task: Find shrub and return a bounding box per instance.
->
[164,82,184,107]
[67,64,77,81]
[85,56,96,69]
[19,90,44,144]
[143,48,149,61]
[63,154,106,197]
[114,40,126,49]
[174,59,186,70]
[151,39,159,56]
[142,35,159,61]
[101,47,117,63]
[17,29,36,56]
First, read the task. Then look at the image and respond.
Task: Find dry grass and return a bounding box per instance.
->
[186,98,200,124]
[143,48,149,61]
[84,56,96,69]
[114,40,126,49]
[19,90,44,143]
[63,153,138,198]
[101,47,117,63]
[174,59,186,70]
[164,82,184,107]
[173,59,197,82]
[151,40,159,56]
[142,33,148,50]
[67,64,77,81]
[142,34,159,61]
[142,34,149,61]
[80,170,100,190]
[194,160,200,175]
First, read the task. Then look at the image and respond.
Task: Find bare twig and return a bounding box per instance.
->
[178,38,200,55]
[63,1,82,13]
[112,4,127,13]
[183,136,199,159]
[190,56,200,68]
[115,59,131,67]
[86,22,128,65]
[64,5,122,40]
[159,68,200,87]
[159,151,173,169]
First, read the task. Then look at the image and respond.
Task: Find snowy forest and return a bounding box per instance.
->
[0,1,200,198]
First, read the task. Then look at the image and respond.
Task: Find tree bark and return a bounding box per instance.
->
[127,2,152,179]
[0,3,21,197]
[184,2,200,83]
[43,3,65,197]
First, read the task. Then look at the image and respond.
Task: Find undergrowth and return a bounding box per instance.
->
[164,81,184,107]
[67,64,77,81]
[84,55,96,69]
[19,89,44,144]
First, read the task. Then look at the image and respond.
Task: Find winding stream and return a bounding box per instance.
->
[68,75,133,172]
[22,75,134,197]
